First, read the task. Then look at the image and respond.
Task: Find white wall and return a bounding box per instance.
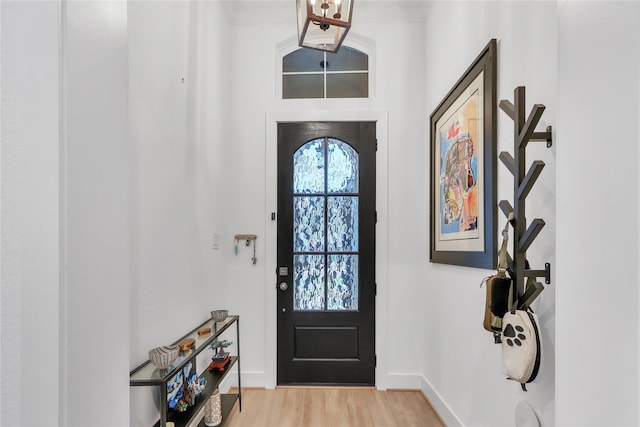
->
[62,1,130,425]
[128,2,231,425]
[422,2,557,426]
[1,2,61,425]
[224,5,426,390]
[556,2,639,426]
[2,1,131,426]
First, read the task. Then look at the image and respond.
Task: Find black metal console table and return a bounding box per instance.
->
[130,315,241,427]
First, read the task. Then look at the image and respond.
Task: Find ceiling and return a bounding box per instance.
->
[220,1,431,25]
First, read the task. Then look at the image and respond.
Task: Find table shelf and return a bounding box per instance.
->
[131,316,242,427]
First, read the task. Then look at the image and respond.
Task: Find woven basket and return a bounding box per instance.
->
[210,310,228,322]
[148,345,179,369]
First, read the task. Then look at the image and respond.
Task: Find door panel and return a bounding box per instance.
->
[294,326,359,359]
[277,122,376,385]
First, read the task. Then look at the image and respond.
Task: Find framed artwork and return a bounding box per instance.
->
[430,39,497,269]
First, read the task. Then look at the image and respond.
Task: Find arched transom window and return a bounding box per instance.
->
[282,46,369,99]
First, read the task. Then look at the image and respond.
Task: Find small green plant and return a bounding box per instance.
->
[209,339,232,356]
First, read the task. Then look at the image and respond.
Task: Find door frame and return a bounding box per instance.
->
[264,110,389,390]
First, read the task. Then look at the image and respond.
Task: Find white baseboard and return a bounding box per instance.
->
[378,374,464,426]
[383,373,422,390]
[241,371,267,388]
[219,370,267,391]
[215,369,266,393]
[420,375,463,427]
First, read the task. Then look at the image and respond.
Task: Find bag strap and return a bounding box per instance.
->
[507,274,515,312]
[497,213,513,273]
[499,213,522,312]
[500,213,538,313]
[508,266,536,313]
[480,212,513,288]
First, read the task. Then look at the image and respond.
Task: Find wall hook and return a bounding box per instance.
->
[234,234,257,264]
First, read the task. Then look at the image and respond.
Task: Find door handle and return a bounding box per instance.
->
[278,282,289,291]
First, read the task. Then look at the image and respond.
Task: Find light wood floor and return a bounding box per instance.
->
[223,387,445,427]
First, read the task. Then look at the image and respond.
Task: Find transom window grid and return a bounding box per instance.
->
[283,46,369,99]
[293,138,360,311]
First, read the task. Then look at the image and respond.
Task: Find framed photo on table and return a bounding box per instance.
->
[430,39,497,269]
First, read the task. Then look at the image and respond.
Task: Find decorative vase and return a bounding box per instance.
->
[203,389,222,426]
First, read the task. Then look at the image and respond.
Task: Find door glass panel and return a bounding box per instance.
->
[327,196,358,252]
[294,254,325,311]
[294,138,324,193]
[293,196,325,252]
[327,255,359,310]
[292,138,360,312]
[327,139,358,193]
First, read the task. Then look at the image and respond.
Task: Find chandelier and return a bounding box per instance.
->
[296,0,354,53]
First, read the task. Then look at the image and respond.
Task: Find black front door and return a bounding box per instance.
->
[277,121,376,385]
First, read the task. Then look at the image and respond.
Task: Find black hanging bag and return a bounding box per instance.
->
[481,216,513,342]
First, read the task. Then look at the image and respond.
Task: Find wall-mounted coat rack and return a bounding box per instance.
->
[234,234,257,264]
[498,86,552,309]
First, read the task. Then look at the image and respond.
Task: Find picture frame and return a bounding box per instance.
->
[430,39,497,269]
